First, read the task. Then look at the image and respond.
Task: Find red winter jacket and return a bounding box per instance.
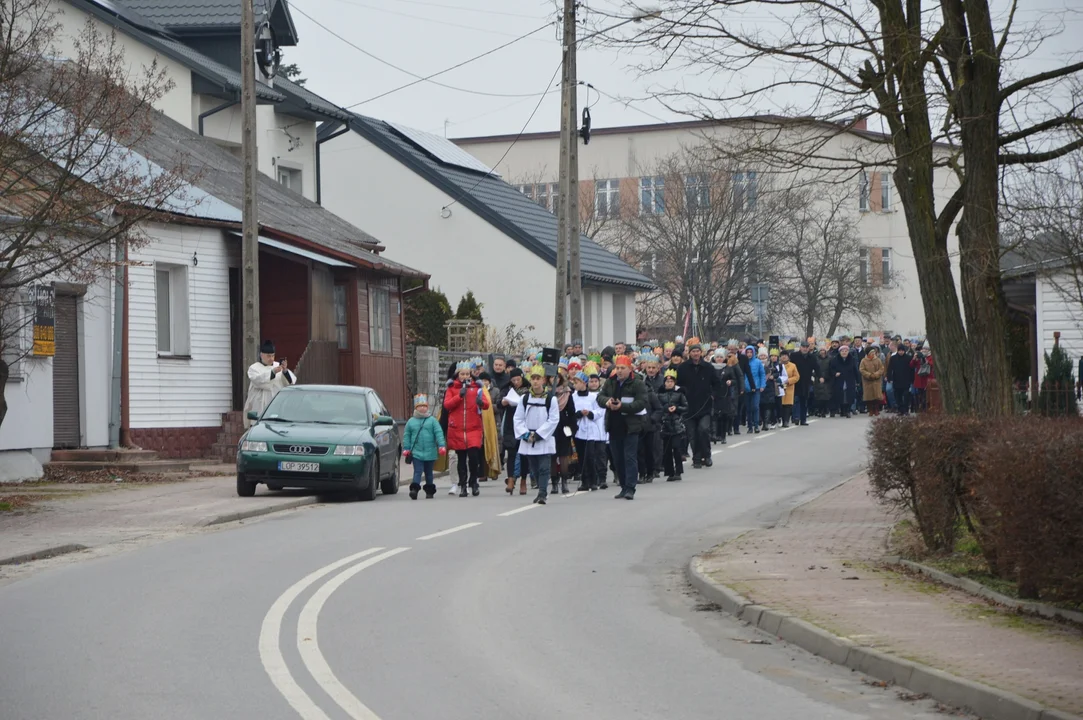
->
[911,354,935,390]
[443,380,489,450]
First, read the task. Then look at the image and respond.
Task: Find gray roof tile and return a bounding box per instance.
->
[274,76,350,121]
[138,112,427,279]
[339,115,654,291]
[122,0,251,28]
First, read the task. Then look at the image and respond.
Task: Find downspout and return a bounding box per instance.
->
[316,124,350,205]
[121,237,137,449]
[198,97,239,136]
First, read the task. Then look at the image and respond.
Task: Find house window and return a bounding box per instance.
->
[595,179,620,218]
[1,290,27,382]
[155,264,190,356]
[732,171,757,211]
[881,248,892,285]
[369,284,392,353]
[686,173,710,211]
[517,183,534,201]
[880,171,892,211]
[640,251,657,277]
[534,182,549,210]
[859,248,869,286]
[547,182,559,213]
[334,284,349,350]
[639,176,665,215]
[277,166,302,194]
[858,171,870,212]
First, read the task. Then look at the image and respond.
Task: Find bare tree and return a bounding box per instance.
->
[601,0,1083,415]
[0,0,191,428]
[771,189,888,338]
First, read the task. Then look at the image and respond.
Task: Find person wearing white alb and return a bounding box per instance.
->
[513,364,560,505]
[571,370,606,491]
[243,339,297,428]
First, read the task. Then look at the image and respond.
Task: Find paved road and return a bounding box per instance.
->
[0,418,954,720]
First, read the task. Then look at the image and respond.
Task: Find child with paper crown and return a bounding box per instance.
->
[402,394,446,499]
[513,364,560,504]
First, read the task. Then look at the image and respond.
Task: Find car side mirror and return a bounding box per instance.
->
[247,411,260,421]
[374,415,395,427]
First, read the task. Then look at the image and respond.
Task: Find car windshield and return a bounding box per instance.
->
[261,391,370,425]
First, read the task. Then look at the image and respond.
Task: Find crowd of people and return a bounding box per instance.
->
[401,335,936,504]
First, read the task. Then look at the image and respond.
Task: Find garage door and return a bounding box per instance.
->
[52,293,81,448]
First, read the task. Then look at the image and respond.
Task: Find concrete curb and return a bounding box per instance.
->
[687,557,1081,720]
[0,544,87,566]
[885,556,1083,627]
[198,497,320,527]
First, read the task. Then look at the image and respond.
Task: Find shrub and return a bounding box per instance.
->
[405,287,452,348]
[970,417,1083,602]
[1036,336,1078,417]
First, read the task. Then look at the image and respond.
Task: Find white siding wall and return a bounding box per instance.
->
[1,273,112,457]
[1035,272,1083,381]
[128,223,235,428]
[46,0,194,127]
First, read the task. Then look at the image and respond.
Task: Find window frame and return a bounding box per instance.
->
[880,171,892,211]
[858,171,870,212]
[594,178,620,219]
[277,166,302,194]
[881,248,892,286]
[639,175,665,215]
[732,171,758,212]
[333,283,350,351]
[1,288,28,382]
[155,262,191,358]
[368,283,392,354]
[685,173,710,212]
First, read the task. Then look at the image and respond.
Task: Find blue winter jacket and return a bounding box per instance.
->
[402,414,446,462]
[744,356,767,392]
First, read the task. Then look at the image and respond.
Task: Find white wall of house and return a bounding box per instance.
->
[458,124,962,339]
[1,273,113,460]
[266,112,318,203]
[47,0,193,127]
[319,130,637,348]
[1035,271,1083,382]
[128,222,236,429]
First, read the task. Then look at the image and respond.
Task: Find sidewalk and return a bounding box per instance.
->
[0,457,426,568]
[694,475,1083,719]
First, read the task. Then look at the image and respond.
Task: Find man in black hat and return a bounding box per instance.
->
[791,340,816,426]
[244,340,296,427]
[676,343,722,468]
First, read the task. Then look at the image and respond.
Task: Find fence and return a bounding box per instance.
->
[1013,379,1080,416]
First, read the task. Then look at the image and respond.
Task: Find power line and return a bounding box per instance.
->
[320,0,554,41]
[290,4,556,103]
[592,87,676,124]
[442,58,564,212]
[387,0,552,20]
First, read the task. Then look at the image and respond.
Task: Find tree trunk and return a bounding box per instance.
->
[0,358,8,430]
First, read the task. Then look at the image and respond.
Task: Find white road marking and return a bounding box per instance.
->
[754,432,774,439]
[416,522,482,540]
[259,547,384,720]
[297,547,410,720]
[807,419,818,424]
[729,440,751,448]
[711,449,725,455]
[498,504,540,516]
[779,426,793,431]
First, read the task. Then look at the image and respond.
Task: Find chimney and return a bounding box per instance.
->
[851,116,867,131]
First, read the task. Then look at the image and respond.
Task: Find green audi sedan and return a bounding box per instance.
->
[236,385,401,501]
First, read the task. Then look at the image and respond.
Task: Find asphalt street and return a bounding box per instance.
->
[0,417,955,720]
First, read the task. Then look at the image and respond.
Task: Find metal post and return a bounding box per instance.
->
[757,304,764,341]
[566,0,582,347]
[108,238,124,448]
[241,0,260,369]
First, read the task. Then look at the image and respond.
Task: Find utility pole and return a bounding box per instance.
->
[553,0,574,347]
[240,0,260,369]
[565,0,583,348]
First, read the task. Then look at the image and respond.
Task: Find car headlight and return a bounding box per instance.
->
[333,445,365,456]
[240,441,267,452]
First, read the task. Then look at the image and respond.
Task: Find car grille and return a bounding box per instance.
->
[272,444,330,456]
[247,470,356,482]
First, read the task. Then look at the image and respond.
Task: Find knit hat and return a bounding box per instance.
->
[413,394,429,408]
[758,348,769,358]
[509,367,524,378]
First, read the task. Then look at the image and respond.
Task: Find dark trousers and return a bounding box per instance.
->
[713,412,729,439]
[793,390,809,423]
[503,444,524,479]
[662,434,684,476]
[894,385,912,415]
[639,429,661,478]
[527,454,552,497]
[831,383,852,416]
[688,414,712,463]
[610,430,640,495]
[760,397,776,426]
[781,405,792,426]
[456,447,482,486]
[576,438,606,488]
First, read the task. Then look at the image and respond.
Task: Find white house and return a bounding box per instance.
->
[454,118,963,340]
[318,116,654,348]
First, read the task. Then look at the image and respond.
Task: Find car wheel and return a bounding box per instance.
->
[358,458,377,502]
[267,484,284,491]
[380,452,400,495]
[236,473,257,497]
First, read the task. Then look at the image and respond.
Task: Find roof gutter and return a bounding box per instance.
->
[198,97,239,136]
[315,123,350,205]
[259,226,429,280]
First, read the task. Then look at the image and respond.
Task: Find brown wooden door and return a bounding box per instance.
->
[334,281,354,385]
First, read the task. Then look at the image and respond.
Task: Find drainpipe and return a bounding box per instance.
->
[109,237,124,448]
[315,123,349,205]
[121,237,137,449]
[198,97,239,136]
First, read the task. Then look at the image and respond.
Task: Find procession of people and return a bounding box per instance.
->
[401,334,936,505]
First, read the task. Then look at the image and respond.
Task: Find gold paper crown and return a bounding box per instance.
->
[664,369,678,379]
[528,364,546,379]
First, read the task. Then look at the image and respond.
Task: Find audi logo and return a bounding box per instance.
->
[289,445,312,454]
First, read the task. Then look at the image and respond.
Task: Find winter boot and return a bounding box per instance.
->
[519,478,527,495]
[505,477,515,495]
[409,483,421,500]
[459,482,469,498]
[423,484,437,499]
[470,480,480,497]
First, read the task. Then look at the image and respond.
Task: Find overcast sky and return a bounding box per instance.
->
[285,0,1082,140]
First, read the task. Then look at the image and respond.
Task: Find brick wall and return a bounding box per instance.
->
[129,426,220,459]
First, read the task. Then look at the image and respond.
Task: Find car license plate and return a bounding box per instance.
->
[279,461,319,473]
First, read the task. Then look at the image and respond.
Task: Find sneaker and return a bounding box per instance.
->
[666,475,680,482]
[754,427,761,434]
[448,484,458,495]
[615,489,627,499]
[704,457,713,468]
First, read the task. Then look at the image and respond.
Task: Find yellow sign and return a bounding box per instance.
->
[33,324,55,356]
